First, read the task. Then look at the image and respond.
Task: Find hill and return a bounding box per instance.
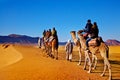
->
[0,34,67,45]
[0,34,39,44]
[0,34,120,46]
[105,39,120,46]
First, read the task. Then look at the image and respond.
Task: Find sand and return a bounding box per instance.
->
[0,44,120,80]
[0,44,23,69]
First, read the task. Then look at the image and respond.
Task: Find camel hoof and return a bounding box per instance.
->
[92,67,96,70]
[87,71,91,73]
[100,73,104,77]
[77,63,81,65]
[56,57,58,60]
[83,67,86,70]
[109,77,112,80]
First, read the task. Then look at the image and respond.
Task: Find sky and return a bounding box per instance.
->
[0,0,120,42]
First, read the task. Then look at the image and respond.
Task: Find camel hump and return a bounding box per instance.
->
[97,36,104,42]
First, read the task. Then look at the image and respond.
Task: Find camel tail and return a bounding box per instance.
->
[106,48,109,58]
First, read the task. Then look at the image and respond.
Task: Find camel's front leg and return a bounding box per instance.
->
[83,50,88,70]
[84,50,92,73]
[87,53,92,73]
[92,54,97,70]
[83,52,87,70]
[77,47,82,65]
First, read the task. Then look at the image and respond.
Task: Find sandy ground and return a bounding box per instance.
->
[0,44,120,80]
[0,44,23,69]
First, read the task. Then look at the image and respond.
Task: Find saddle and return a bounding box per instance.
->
[49,36,55,42]
[88,37,101,47]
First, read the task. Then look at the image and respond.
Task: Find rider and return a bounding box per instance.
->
[52,27,57,38]
[83,19,93,50]
[91,22,99,38]
[42,29,46,38]
[47,27,58,43]
[83,19,93,38]
[52,27,58,43]
[85,22,99,50]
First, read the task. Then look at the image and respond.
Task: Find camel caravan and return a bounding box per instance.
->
[38,20,112,80]
[38,27,59,60]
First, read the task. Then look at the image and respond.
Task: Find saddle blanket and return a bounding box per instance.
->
[88,38,98,47]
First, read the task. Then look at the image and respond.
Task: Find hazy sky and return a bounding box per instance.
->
[0,0,120,41]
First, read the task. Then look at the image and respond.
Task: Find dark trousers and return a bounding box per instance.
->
[86,37,92,47]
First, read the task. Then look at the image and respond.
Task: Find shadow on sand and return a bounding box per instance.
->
[110,60,120,65]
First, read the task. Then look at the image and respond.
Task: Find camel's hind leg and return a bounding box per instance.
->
[55,49,58,60]
[101,57,111,80]
[51,47,58,60]
[100,43,112,80]
[100,59,107,77]
[51,47,55,58]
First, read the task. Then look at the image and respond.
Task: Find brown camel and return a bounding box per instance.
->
[70,30,111,80]
[51,36,59,59]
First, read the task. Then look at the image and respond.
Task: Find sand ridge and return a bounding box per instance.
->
[0,44,23,69]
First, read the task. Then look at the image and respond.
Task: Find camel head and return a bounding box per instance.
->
[70,31,78,45]
[77,30,84,36]
[70,31,76,40]
[77,30,86,41]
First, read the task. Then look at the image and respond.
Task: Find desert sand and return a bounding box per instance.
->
[0,44,120,80]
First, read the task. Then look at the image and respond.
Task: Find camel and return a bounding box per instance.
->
[50,36,59,59]
[70,31,83,65]
[70,30,111,80]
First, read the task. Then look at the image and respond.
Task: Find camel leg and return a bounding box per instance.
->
[83,52,87,70]
[91,54,95,68]
[87,52,92,73]
[108,64,112,80]
[83,50,91,71]
[77,47,82,65]
[92,54,97,70]
[101,58,112,80]
[49,46,51,56]
[100,59,107,77]
[55,49,58,60]
[51,47,55,58]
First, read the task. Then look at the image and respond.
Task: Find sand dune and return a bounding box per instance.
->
[0,44,120,80]
[0,44,23,69]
